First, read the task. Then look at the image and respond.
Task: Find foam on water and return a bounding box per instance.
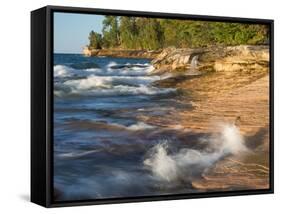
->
[54,65,73,77]
[54,61,174,97]
[127,122,156,131]
[64,75,160,90]
[55,84,175,97]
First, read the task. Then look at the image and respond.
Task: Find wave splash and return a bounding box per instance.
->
[143,123,248,182]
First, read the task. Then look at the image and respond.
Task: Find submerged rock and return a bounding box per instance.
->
[70,62,100,69]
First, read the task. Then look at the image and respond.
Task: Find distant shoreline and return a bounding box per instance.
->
[83,47,161,59]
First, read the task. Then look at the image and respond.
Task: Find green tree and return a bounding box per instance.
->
[102,16,120,48]
[87,16,269,50]
[137,18,163,50]
[119,17,139,49]
[88,31,102,49]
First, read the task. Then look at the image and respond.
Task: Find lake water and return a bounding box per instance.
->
[53,54,197,201]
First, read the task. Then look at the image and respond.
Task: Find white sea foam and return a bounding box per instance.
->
[144,143,178,182]
[127,122,155,131]
[144,123,248,182]
[58,85,175,97]
[107,65,154,76]
[54,65,73,77]
[63,75,160,90]
[58,150,100,158]
[54,63,154,79]
[54,61,175,97]
[105,121,156,131]
[107,61,118,68]
[84,67,150,77]
[54,65,93,78]
[107,61,150,68]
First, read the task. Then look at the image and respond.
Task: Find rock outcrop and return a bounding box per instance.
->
[214,45,269,72]
[151,45,269,74]
[151,47,206,73]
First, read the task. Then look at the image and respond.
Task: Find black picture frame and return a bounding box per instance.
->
[31,5,274,208]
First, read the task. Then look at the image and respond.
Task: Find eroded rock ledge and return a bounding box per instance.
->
[151,45,269,74]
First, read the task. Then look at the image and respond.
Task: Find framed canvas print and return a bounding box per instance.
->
[31,5,274,207]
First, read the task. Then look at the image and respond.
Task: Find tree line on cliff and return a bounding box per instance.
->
[88,16,269,50]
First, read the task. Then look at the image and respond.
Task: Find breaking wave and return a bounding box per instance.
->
[54,61,175,97]
[143,123,248,182]
[54,65,73,77]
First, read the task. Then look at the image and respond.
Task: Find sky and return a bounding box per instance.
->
[54,12,104,54]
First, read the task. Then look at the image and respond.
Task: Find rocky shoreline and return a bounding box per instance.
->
[151,45,269,74]
[84,45,269,75]
[143,45,269,191]
[78,45,271,193]
[83,47,161,59]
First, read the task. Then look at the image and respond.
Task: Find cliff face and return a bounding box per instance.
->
[151,45,269,74]
[83,47,161,59]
